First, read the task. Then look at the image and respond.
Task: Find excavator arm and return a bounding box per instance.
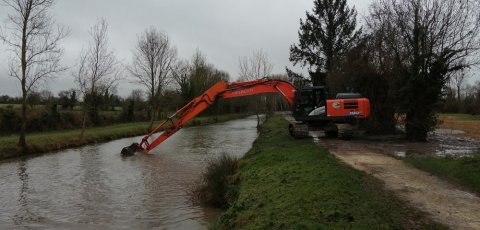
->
[122,79,296,155]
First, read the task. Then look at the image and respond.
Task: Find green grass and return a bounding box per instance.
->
[0,122,149,158]
[439,113,480,121]
[0,103,25,109]
[0,113,249,159]
[214,116,445,229]
[405,156,480,195]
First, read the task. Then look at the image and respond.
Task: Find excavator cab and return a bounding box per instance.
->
[292,86,327,121]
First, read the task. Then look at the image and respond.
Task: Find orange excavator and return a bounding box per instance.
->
[121,79,370,156]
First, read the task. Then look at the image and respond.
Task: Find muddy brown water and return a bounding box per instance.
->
[0,116,261,229]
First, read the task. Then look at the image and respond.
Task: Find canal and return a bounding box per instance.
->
[0,116,260,229]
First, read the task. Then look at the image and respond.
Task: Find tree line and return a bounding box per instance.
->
[0,0,281,152]
[288,0,480,141]
[2,0,479,152]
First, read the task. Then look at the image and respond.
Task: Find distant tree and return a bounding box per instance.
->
[462,81,480,114]
[26,91,41,108]
[69,90,77,110]
[0,0,68,151]
[39,90,54,104]
[58,89,77,110]
[290,0,360,86]
[238,49,273,125]
[58,90,70,109]
[188,50,229,99]
[450,69,470,103]
[238,49,272,81]
[286,67,310,87]
[73,18,121,140]
[172,50,230,116]
[369,0,480,141]
[172,60,192,103]
[0,95,12,104]
[129,28,177,130]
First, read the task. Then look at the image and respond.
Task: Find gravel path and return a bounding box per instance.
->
[317,138,480,230]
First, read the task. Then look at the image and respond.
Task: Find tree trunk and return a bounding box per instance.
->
[457,85,461,103]
[79,104,88,141]
[18,94,27,152]
[148,106,155,131]
[405,110,428,142]
[18,10,28,153]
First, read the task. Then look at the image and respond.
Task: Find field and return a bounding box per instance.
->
[438,113,480,139]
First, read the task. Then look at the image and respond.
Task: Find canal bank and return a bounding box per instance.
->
[0,115,260,229]
[0,113,250,160]
[213,116,445,229]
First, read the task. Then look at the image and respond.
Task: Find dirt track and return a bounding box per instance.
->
[316,138,480,229]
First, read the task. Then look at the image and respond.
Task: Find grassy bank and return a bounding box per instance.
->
[214,116,444,229]
[405,156,480,195]
[0,113,249,159]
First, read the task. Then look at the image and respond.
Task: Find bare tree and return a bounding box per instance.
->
[171,59,191,103]
[172,50,229,106]
[450,69,470,102]
[238,49,273,126]
[0,0,68,151]
[128,28,177,130]
[238,49,273,81]
[368,0,480,141]
[74,18,121,140]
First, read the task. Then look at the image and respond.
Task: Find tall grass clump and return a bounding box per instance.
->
[192,154,239,208]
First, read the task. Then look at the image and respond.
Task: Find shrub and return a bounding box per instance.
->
[192,154,239,208]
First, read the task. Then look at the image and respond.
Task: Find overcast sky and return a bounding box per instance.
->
[0,0,385,97]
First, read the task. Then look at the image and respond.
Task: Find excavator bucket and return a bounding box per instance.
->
[121,143,141,156]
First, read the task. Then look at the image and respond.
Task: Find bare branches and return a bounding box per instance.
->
[238,49,273,81]
[0,0,68,148]
[128,28,176,129]
[73,18,121,138]
[368,0,480,72]
[365,0,480,140]
[74,18,122,97]
[128,28,177,100]
[0,0,69,93]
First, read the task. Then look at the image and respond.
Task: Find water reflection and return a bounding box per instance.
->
[0,116,260,229]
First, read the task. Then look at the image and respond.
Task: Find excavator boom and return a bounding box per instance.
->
[121,79,296,155]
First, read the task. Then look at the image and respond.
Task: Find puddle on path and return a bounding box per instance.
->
[311,128,480,158]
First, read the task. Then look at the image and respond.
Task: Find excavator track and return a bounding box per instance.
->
[288,123,309,138]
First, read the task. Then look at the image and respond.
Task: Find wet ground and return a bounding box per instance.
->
[309,128,480,158]
[0,116,261,229]
[281,112,480,229]
[317,138,480,230]
[310,127,480,229]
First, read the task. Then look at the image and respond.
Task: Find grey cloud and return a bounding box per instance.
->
[0,0,373,97]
